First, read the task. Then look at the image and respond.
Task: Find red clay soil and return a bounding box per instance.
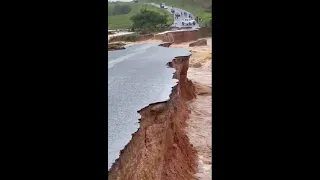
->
[155,30,198,44]
[108,56,198,180]
[154,27,212,44]
[109,27,211,44]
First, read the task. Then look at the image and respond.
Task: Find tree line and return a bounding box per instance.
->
[130,9,169,34]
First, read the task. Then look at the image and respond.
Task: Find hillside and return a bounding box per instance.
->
[108,1,173,29]
[140,0,211,8]
[139,0,212,26]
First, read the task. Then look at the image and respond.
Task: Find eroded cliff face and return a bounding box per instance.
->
[108,55,197,180]
[155,30,198,44]
[154,27,212,43]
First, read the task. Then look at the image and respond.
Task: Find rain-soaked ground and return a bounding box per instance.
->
[108,43,190,169]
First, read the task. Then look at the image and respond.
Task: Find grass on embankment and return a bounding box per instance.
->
[139,0,211,26]
[109,33,140,42]
[108,2,174,30]
[108,42,126,51]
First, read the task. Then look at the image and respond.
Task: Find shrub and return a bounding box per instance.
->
[130,9,169,33]
[121,33,139,41]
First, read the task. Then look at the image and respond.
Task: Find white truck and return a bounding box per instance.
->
[160,3,167,9]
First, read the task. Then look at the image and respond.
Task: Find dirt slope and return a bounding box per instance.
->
[108,38,212,180]
[172,38,212,179]
[108,54,198,180]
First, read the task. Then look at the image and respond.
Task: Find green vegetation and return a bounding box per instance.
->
[117,33,139,42]
[108,2,173,29]
[110,4,132,16]
[131,9,169,34]
[109,33,141,42]
[139,0,212,26]
[108,42,126,51]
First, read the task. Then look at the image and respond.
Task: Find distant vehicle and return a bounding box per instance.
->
[171,8,175,13]
[134,0,138,3]
[160,3,165,8]
[181,18,196,26]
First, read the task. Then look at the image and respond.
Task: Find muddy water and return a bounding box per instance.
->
[108,43,190,169]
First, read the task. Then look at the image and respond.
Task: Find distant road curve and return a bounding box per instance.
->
[148,3,200,29]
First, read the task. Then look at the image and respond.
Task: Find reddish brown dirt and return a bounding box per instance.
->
[108,56,198,180]
[172,39,213,179]
[155,30,198,43]
[154,27,212,44]
[109,27,212,45]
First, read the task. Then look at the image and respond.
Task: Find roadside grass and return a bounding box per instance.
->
[108,42,126,51]
[108,2,174,29]
[117,33,139,42]
[109,33,139,42]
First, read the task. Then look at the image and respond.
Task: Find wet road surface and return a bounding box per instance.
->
[108,43,190,169]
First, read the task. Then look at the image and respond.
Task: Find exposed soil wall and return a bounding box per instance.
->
[154,27,212,43]
[108,55,198,180]
[198,27,212,38]
[155,30,199,44]
[109,27,211,44]
[137,34,154,41]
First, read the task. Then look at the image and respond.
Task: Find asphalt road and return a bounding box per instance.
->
[149,3,200,29]
[108,43,190,170]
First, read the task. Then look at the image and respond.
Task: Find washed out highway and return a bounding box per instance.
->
[108,43,190,169]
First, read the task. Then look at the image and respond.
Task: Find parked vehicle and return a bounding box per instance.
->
[181,18,196,26]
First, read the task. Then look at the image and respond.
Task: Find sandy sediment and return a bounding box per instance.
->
[172,38,212,180]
